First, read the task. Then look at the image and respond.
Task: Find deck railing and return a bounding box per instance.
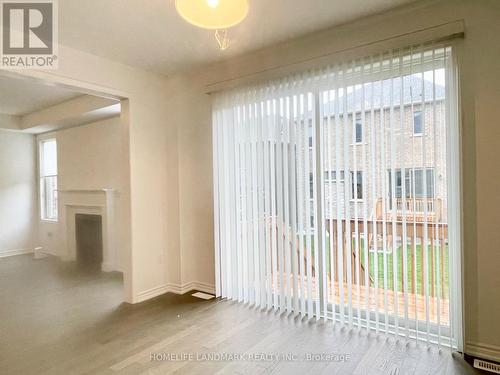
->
[269,216,449,324]
[376,198,443,222]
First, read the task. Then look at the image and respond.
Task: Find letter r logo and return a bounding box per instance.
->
[2,1,54,54]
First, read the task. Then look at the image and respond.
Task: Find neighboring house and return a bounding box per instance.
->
[317,74,448,224]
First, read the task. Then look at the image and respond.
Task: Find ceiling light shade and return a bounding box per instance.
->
[175,0,249,30]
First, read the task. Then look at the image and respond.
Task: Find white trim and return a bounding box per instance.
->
[135,284,170,302]
[34,247,51,259]
[0,248,34,258]
[58,190,118,272]
[165,282,216,296]
[135,282,216,303]
[466,342,500,363]
[445,44,464,351]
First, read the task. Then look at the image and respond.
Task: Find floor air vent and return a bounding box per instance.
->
[191,292,215,300]
[474,359,500,374]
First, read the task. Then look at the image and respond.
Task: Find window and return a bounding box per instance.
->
[413,110,423,135]
[213,45,459,348]
[324,170,345,183]
[39,139,58,221]
[308,121,314,148]
[350,171,363,200]
[389,168,435,198]
[354,117,363,143]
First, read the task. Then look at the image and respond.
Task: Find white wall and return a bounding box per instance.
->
[165,0,500,361]
[38,117,130,271]
[0,130,37,256]
[170,84,215,290]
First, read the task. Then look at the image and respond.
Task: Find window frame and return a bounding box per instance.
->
[350,170,363,201]
[389,168,435,199]
[39,138,58,222]
[413,110,423,136]
[354,116,363,144]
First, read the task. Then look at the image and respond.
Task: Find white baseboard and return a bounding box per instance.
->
[466,341,500,362]
[101,262,115,272]
[34,247,53,259]
[171,281,216,295]
[38,247,57,257]
[135,281,216,303]
[135,284,170,303]
[0,248,34,258]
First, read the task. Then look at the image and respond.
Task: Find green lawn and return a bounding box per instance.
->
[320,238,450,298]
[363,244,449,298]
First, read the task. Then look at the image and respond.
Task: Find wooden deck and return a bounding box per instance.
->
[272,277,450,326]
[326,281,450,325]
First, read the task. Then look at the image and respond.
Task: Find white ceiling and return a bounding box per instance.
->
[59,0,416,76]
[0,75,82,116]
[0,74,120,134]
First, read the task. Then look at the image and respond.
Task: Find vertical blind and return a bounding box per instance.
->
[212,43,461,349]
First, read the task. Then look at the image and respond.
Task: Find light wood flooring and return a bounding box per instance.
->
[0,254,479,374]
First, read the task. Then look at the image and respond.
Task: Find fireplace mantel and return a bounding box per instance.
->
[58,189,118,272]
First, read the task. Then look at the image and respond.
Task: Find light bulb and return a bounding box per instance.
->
[206,0,219,8]
[207,0,218,8]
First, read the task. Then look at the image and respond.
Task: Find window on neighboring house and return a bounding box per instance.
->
[324,170,345,183]
[39,139,58,221]
[413,110,423,135]
[350,171,363,200]
[389,168,435,199]
[354,117,363,143]
[308,121,313,148]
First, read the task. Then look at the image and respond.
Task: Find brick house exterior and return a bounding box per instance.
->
[319,77,447,223]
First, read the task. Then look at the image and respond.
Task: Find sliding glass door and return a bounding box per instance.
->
[212,44,461,349]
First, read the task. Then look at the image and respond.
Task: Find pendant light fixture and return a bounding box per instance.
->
[175,0,249,50]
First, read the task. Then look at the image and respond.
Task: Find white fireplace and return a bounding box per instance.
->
[58,189,117,272]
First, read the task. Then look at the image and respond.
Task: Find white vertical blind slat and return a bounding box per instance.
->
[304,90,314,319]
[389,50,399,337]
[352,60,361,328]
[360,58,370,330]
[297,83,306,316]
[431,48,442,348]
[270,91,278,309]
[234,96,243,302]
[290,89,299,313]
[380,52,389,335]
[420,48,431,345]
[263,90,273,310]
[342,62,354,327]
[399,48,410,339]
[335,65,346,325]
[369,56,380,334]
[212,107,222,298]
[244,98,252,304]
[284,95,292,312]
[257,91,267,309]
[324,75,335,324]
[317,73,328,319]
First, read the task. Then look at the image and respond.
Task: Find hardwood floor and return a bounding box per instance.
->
[0,255,478,374]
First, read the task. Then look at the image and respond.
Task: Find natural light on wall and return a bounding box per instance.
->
[212,43,462,349]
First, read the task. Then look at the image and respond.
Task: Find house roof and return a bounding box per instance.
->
[323,74,445,115]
